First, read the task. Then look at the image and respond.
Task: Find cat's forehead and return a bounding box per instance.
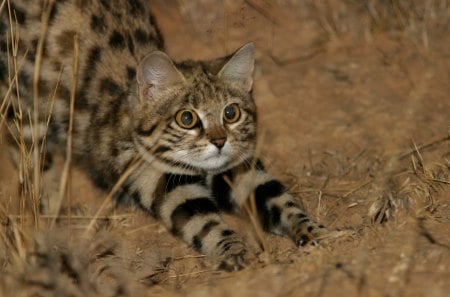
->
[182,80,247,110]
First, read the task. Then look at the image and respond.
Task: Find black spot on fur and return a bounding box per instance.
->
[29,38,39,58]
[285,201,296,208]
[111,147,119,157]
[90,169,112,191]
[270,206,281,227]
[76,47,101,109]
[149,13,165,49]
[126,66,136,81]
[109,31,126,49]
[299,235,310,246]
[99,78,123,96]
[87,46,102,66]
[134,29,149,44]
[128,0,144,16]
[49,3,58,23]
[220,242,234,254]
[307,226,314,233]
[255,180,285,231]
[11,5,26,25]
[192,236,202,250]
[297,218,310,225]
[42,154,53,171]
[0,21,7,36]
[0,40,7,53]
[126,35,135,55]
[136,123,156,136]
[56,30,76,55]
[255,159,265,171]
[222,230,234,237]
[99,0,111,10]
[0,59,6,82]
[6,106,15,119]
[91,14,106,33]
[297,213,307,219]
[154,146,170,155]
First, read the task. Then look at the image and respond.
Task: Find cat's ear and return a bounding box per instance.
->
[218,42,255,92]
[137,51,185,100]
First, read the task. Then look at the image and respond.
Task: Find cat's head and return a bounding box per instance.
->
[133,43,257,174]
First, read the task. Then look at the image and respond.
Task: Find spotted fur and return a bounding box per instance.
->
[1,0,327,270]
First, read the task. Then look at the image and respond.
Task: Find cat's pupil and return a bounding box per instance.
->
[181,111,193,125]
[224,105,235,120]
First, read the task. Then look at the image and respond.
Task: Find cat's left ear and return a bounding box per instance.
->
[218,42,255,92]
[137,51,186,101]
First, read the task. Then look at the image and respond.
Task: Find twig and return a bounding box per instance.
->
[52,29,78,228]
[427,178,450,185]
[83,156,144,237]
[341,180,372,199]
[32,0,55,227]
[398,134,450,159]
[9,214,134,220]
[166,269,211,279]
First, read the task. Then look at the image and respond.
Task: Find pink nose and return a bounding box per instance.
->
[210,137,226,148]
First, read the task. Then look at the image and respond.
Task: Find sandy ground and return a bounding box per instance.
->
[1,1,449,296]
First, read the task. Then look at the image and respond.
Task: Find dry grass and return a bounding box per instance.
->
[1,0,450,296]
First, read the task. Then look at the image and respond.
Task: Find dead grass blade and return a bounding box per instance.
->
[83,156,144,237]
[51,31,79,228]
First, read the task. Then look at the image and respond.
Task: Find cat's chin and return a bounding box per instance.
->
[192,154,232,172]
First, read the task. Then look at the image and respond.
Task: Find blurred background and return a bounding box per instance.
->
[0,1,449,296]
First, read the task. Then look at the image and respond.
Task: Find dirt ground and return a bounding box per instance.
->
[1,1,449,296]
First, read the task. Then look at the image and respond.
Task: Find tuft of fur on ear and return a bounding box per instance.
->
[137,51,185,100]
[218,42,255,92]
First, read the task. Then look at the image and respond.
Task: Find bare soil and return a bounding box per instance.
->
[1,1,449,296]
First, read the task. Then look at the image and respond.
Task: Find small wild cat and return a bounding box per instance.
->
[0,0,327,270]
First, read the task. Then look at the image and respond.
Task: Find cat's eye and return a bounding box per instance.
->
[223,104,241,123]
[175,109,199,129]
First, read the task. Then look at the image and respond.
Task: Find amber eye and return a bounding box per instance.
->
[175,109,199,129]
[223,104,241,123]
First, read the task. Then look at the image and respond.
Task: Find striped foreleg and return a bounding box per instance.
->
[232,165,327,246]
[132,172,248,271]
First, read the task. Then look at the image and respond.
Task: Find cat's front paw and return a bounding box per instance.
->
[288,213,329,246]
[211,234,247,271]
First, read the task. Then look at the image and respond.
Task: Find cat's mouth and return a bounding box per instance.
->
[191,145,233,171]
[201,154,231,169]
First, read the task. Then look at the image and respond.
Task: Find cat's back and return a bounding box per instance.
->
[1,0,164,108]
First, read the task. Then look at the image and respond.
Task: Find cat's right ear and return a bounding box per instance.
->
[137,51,185,101]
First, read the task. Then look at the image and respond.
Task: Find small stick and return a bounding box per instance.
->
[398,134,450,160]
[52,30,78,229]
[166,269,211,279]
[33,0,55,226]
[83,156,144,237]
[341,180,371,199]
[9,214,134,220]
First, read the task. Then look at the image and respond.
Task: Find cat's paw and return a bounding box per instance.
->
[287,213,329,246]
[212,235,248,271]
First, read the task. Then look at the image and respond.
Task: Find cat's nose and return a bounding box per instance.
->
[210,137,227,149]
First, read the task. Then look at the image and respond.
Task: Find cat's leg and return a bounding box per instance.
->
[225,162,328,246]
[128,172,247,271]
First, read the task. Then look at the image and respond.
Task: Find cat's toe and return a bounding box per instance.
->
[292,222,329,246]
